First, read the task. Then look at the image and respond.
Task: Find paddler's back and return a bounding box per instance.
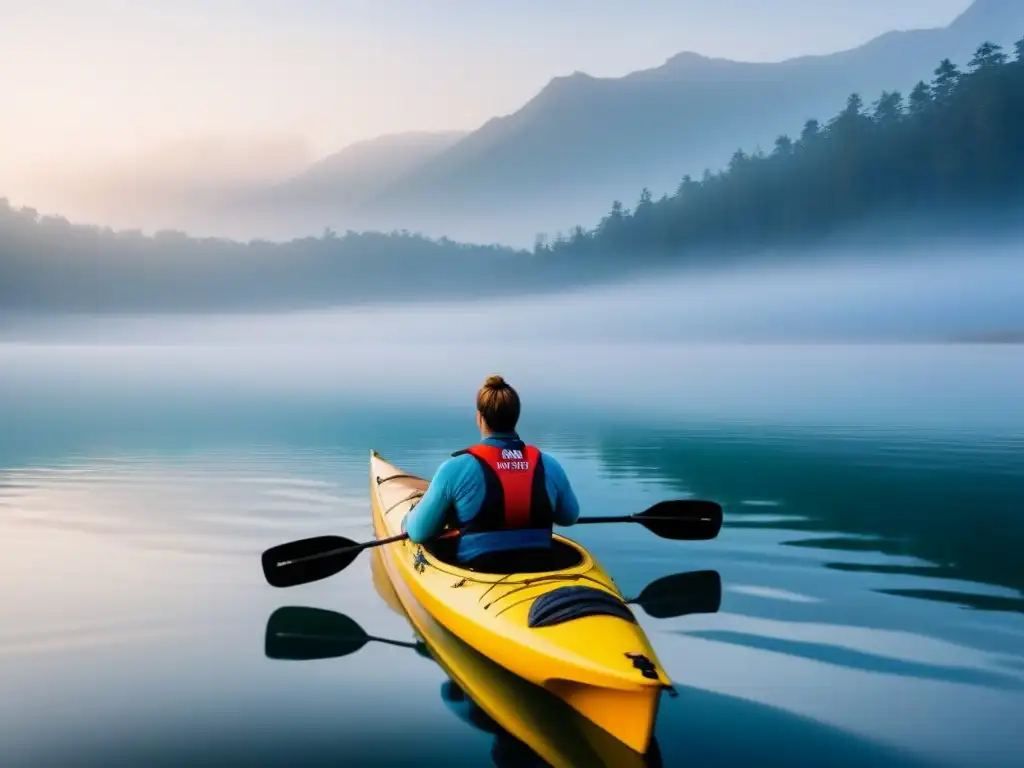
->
[404,432,579,564]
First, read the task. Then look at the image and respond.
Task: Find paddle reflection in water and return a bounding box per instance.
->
[263,553,722,767]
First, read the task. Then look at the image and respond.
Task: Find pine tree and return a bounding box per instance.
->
[968,41,1008,72]
[932,59,961,103]
[908,81,933,118]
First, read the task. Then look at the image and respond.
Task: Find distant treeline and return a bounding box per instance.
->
[0,206,544,312]
[539,38,1024,257]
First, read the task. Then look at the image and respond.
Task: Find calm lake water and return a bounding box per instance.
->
[1,341,1022,767]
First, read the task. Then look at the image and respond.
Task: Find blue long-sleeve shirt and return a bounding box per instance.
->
[404,432,580,563]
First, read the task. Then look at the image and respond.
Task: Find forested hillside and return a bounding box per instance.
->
[541,40,1024,258]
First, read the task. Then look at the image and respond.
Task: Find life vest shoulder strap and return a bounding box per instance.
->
[458,443,538,460]
[452,443,539,459]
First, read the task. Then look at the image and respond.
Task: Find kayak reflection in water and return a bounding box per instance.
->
[440,680,664,768]
[440,680,560,768]
[404,375,581,572]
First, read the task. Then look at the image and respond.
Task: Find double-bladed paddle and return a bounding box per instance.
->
[264,570,721,661]
[261,498,722,589]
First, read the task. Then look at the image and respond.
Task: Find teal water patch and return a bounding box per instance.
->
[2,342,1023,766]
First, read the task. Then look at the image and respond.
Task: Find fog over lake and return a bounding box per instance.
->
[4,236,1022,344]
[3,238,1022,442]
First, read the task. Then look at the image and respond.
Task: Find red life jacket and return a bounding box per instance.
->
[452,441,554,533]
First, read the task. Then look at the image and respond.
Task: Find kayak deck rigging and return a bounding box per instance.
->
[415,546,617,605]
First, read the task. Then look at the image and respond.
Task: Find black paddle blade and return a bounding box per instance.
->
[261,535,360,588]
[635,500,723,540]
[632,570,722,619]
[264,606,369,660]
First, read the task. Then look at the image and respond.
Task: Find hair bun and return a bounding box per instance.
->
[483,374,508,390]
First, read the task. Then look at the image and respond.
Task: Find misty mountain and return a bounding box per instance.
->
[349,0,1024,246]
[23,132,469,246]
[40,136,313,237]
[233,130,467,213]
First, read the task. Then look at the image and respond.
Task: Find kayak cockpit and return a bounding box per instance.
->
[423,537,586,574]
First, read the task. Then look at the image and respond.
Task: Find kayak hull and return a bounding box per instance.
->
[369,450,671,754]
[370,546,662,767]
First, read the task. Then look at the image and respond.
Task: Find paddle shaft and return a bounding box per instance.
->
[574,514,716,525]
[263,498,721,588]
[272,514,704,569]
[273,512,713,568]
[275,532,408,568]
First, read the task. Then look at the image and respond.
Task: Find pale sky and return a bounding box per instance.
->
[1,0,971,200]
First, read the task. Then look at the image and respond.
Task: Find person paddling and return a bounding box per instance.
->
[404,375,580,571]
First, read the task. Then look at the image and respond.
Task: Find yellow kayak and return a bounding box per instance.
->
[370,450,673,755]
[370,545,660,767]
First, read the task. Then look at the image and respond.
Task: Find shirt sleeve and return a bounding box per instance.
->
[541,453,580,526]
[404,458,457,543]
